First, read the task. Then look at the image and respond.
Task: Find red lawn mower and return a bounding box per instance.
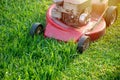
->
[30,0,118,53]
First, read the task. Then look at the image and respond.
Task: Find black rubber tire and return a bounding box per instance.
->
[104,6,118,26]
[77,35,90,53]
[30,23,44,37]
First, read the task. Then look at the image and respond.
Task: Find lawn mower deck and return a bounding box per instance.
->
[44,4,106,42]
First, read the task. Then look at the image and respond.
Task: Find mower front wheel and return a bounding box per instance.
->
[77,35,90,53]
[30,23,44,37]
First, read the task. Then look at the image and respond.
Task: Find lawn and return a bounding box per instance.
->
[0,0,120,80]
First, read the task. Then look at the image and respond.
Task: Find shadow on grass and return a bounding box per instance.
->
[98,69,120,80]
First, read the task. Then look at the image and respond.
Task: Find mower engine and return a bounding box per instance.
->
[52,0,91,27]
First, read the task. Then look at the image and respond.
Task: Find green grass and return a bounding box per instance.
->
[0,0,120,80]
